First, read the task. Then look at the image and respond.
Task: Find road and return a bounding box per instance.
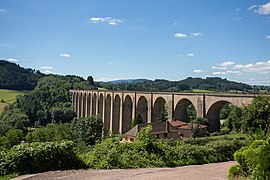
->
[13,161,236,180]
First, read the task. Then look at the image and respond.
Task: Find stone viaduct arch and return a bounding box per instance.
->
[70,90,257,133]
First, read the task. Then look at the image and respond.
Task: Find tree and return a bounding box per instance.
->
[26,123,76,143]
[72,115,103,145]
[132,114,144,127]
[158,104,168,122]
[223,106,242,132]
[0,108,29,135]
[241,96,270,134]
[87,76,95,86]
[191,117,209,126]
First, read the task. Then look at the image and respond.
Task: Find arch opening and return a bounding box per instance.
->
[78,93,83,118]
[82,93,86,117]
[92,93,97,115]
[122,95,132,133]
[152,97,168,122]
[174,99,197,122]
[112,95,120,134]
[98,94,104,117]
[136,96,148,123]
[75,93,79,118]
[104,94,111,133]
[86,93,91,116]
[206,101,233,132]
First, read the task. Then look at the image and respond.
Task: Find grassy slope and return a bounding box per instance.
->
[192,89,214,93]
[0,89,26,112]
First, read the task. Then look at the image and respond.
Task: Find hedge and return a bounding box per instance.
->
[0,141,84,175]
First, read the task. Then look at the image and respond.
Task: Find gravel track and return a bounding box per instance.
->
[12,161,236,180]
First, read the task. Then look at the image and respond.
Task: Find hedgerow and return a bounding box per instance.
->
[0,141,85,175]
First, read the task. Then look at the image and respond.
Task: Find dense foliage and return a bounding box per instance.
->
[14,75,96,126]
[84,126,246,169]
[223,96,270,134]
[71,116,103,145]
[99,77,253,92]
[0,141,84,175]
[0,60,44,90]
[229,139,270,179]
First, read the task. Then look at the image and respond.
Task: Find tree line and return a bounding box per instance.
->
[98,77,257,92]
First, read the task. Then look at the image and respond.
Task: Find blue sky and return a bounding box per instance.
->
[0,0,270,85]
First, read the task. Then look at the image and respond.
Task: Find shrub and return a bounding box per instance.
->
[84,126,246,169]
[0,141,85,175]
[230,139,270,179]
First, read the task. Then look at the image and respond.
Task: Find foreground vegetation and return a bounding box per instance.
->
[0,126,247,176]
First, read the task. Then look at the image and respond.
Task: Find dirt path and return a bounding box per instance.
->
[13,161,236,180]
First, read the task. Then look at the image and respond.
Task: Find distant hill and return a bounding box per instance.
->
[99,77,253,92]
[107,79,149,84]
[0,59,261,93]
[0,60,44,90]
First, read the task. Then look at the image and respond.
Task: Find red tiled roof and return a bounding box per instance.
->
[170,120,188,127]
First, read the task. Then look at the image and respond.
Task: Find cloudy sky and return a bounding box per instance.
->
[0,0,270,85]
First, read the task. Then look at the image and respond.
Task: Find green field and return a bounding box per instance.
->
[0,89,26,112]
[192,89,214,93]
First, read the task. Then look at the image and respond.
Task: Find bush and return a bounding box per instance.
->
[84,126,246,169]
[229,139,270,179]
[228,164,242,179]
[0,141,85,175]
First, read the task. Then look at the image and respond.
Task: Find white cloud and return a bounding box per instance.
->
[187,53,194,57]
[249,1,270,15]
[191,32,202,37]
[213,71,227,75]
[95,77,113,82]
[212,71,240,75]
[60,53,71,58]
[220,61,235,67]
[233,60,270,74]
[266,35,270,39]
[39,66,53,70]
[108,61,113,65]
[174,33,188,38]
[7,58,19,62]
[248,5,258,11]
[193,69,204,73]
[43,70,52,74]
[90,17,123,25]
[211,61,235,70]
[175,32,202,39]
[0,9,7,13]
[212,66,227,70]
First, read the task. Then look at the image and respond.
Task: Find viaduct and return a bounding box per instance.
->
[70,90,255,133]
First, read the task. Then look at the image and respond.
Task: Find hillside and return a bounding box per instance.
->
[0,89,26,112]
[99,77,253,92]
[0,60,44,91]
[0,60,259,93]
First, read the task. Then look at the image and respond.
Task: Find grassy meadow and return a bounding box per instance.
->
[192,89,214,93]
[0,89,26,112]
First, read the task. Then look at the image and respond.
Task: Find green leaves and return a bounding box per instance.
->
[241,96,270,134]
[230,139,270,179]
[72,116,103,145]
[0,141,85,175]
[84,126,246,169]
